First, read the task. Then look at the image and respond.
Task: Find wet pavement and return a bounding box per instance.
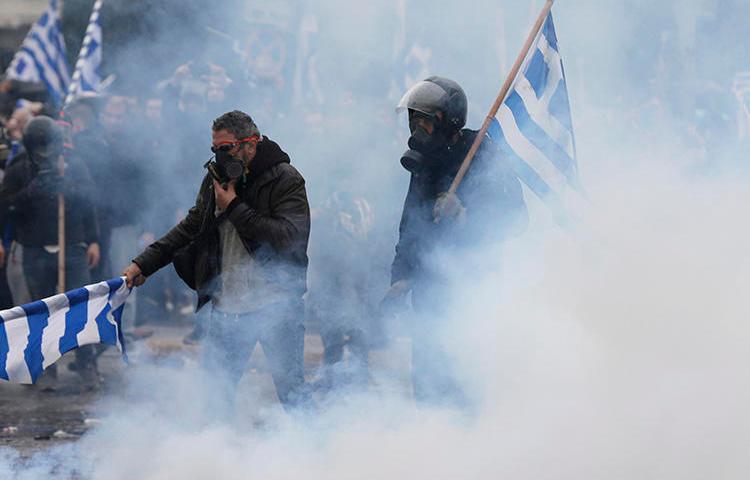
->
[0,324,412,457]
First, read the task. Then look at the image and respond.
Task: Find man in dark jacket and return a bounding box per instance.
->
[384,77,528,408]
[0,116,102,386]
[123,110,311,412]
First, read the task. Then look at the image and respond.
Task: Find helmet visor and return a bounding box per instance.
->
[396,80,448,116]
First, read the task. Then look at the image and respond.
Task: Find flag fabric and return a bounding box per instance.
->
[0,278,130,384]
[489,12,581,215]
[4,0,71,107]
[64,0,104,107]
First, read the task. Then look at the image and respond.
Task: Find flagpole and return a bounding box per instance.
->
[57,153,65,294]
[63,0,104,108]
[447,0,556,195]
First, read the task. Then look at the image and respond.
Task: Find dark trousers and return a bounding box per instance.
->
[319,321,369,389]
[203,299,308,414]
[410,282,469,409]
[22,244,96,369]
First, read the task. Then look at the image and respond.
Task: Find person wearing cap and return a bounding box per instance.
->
[122,110,311,412]
[0,115,101,387]
[382,76,528,408]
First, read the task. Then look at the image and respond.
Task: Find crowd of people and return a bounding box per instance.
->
[0,63,242,384]
[0,54,534,414]
[2,15,750,412]
[0,62,399,401]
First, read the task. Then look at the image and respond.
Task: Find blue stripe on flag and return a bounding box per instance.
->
[549,78,573,132]
[21,301,50,383]
[489,118,557,202]
[112,303,126,355]
[505,90,577,182]
[29,32,67,89]
[525,48,550,99]
[46,27,70,79]
[108,278,127,356]
[80,76,94,93]
[16,58,27,75]
[95,303,117,346]
[543,15,558,52]
[59,287,89,355]
[0,319,9,381]
[19,47,60,105]
[95,279,124,346]
[84,38,100,59]
[6,0,69,106]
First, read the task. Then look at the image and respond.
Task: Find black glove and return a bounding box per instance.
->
[433,192,466,224]
[379,280,411,317]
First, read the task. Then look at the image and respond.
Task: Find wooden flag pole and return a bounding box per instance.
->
[447,0,555,195]
[57,153,65,294]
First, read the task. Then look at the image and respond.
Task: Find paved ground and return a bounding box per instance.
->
[0,323,412,457]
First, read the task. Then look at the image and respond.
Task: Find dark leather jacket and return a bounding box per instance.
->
[133,136,310,310]
[391,129,528,288]
[0,151,100,247]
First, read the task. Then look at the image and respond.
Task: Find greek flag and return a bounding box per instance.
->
[0,278,130,384]
[64,0,104,107]
[3,0,71,107]
[489,12,581,216]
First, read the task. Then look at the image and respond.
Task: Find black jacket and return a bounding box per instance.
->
[0,151,100,247]
[391,129,528,286]
[133,136,310,310]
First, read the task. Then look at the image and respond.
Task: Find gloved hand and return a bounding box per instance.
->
[379,279,411,317]
[433,191,466,224]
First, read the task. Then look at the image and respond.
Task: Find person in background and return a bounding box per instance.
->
[0,105,36,308]
[307,190,376,392]
[99,95,150,334]
[0,116,101,387]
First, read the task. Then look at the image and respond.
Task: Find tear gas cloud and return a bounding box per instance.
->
[4,0,750,478]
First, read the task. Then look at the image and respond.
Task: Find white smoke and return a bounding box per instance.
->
[7,146,750,479]
[4,0,750,478]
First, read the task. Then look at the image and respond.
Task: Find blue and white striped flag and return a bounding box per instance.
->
[64,0,104,107]
[0,278,130,384]
[4,0,71,107]
[489,12,581,217]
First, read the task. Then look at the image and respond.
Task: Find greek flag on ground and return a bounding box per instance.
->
[0,278,130,384]
[64,0,104,106]
[489,12,581,217]
[3,0,71,107]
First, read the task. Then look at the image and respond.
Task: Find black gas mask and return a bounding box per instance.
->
[408,111,449,154]
[401,111,452,171]
[205,136,256,185]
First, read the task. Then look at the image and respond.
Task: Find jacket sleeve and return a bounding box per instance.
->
[9,80,49,103]
[67,158,100,245]
[390,177,420,285]
[132,176,208,276]
[224,171,310,252]
[468,141,529,240]
[0,159,34,228]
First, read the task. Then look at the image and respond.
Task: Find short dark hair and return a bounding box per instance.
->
[212,110,260,139]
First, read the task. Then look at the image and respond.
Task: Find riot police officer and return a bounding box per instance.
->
[383,76,528,407]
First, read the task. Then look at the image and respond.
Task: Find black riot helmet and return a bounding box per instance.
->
[22,115,64,167]
[397,76,468,134]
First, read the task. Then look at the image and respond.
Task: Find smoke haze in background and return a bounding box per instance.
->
[4,0,750,477]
